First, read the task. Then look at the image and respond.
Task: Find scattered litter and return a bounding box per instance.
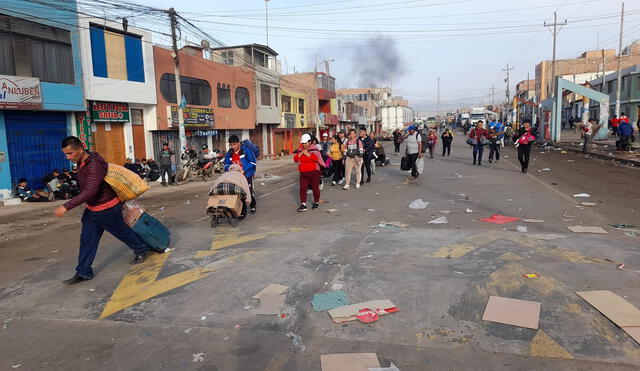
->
[312,291,350,311]
[192,353,204,363]
[11,365,20,369]
[223,336,229,340]
[480,214,521,224]
[234,324,240,328]
[184,328,192,334]
[408,199,429,209]
[482,295,541,329]
[573,193,591,198]
[321,353,380,371]
[286,332,306,352]
[567,225,608,234]
[165,247,175,253]
[561,150,567,154]
[255,295,286,315]
[465,208,473,213]
[50,250,59,253]
[541,168,551,171]
[438,210,451,214]
[281,314,286,318]
[328,300,398,323]
[369,362,401,371]
[577,290,640,344]
[45,259,57,263]
[516,226,528,233]
[580,202,597,206]
[369,242,375,245]
[624,231,640,237]
[159,207,165,211]
[616,263,640,274]
[454,271,465,275]
[372,221,408,229]
[326,208,338,213]
[523,273,540,278]
[244,306,252,310]
[200,316,206,321]
[184,200,191,205]
[428,216,448,224]
[261,183,265,186]
[356,308,387,323]
[331,283,343,291]
[89,288,95,292]
[253,284,289,299]
[360,255,374,258]
[522,219,544,223]
[504,155,510,158]
[567,159,575,162]
[611,224,636,229]
[367,209,375,212]
[507,199,513,202]
[526,233,567,240]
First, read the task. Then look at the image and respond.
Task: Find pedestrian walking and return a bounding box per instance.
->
[55,136,164,284]
[294,134,324,212]
[338,130,347,184]
[342,129,364,190]
[441,128,453,156]
[426,129,438,158]
[224,135,257,218]
[404,125,422,180]
[159,143,174,186]
[359,127,374,184]
[393,129,403,155]
[617,118,634,151]
[488,128,501,163]
[515,121,536,173]
[580,119,594,153]
[610,114,619,137]
[328,135,343,185]
[468,121,489,165]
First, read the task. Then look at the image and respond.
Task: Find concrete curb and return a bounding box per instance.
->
[558,146,640,166]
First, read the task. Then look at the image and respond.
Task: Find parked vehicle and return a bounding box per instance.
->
[176,155,214,184]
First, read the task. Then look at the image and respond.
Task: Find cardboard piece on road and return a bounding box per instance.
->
[573,193,591,198]
[328,300,397,323]
[208,194,243,217]
[312,291,350,312]
[479,214,521,224]
[482,295,541,329]
[254,295,286,315]
[576,290,640,328]
[622,327,640,344]
[580,202,597,206]
[566,225,608,234]
[428,216,449,224]
[369,362,401,371]
[253,284,289,300]
[526,233,567,241]
[522,219,545,223]
[321,353,380,371]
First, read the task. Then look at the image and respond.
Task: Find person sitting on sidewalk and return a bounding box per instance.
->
[617,118,634,151]
[124,158,139,175]
[16,178,53,202]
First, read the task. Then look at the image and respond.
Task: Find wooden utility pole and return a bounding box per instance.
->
[502,63,513,123]
[168,8,187,157]
[615,2,624,117]
[544,12,567,99]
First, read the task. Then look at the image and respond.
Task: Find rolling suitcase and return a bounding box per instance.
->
[131,212,171,249]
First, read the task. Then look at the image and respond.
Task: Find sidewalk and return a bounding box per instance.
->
[553,128,640,166]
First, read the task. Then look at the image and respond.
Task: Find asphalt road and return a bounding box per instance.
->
[1,136,639,370]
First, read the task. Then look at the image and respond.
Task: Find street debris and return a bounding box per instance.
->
[573,193,591,198]
[576,290,640,344]
[526,233,567,241]
[428,216,449,224]
[184,328,192,334]
[369,362,401,371]
[566,225,608,234]
[516,226,528,233]
[615,263,640,274]
[286,332,306,352]
[328,300,398,323]
[159,207,165,211]
[523,273,540,278]
[482,295,541,329]
[255,295,286,315]
[331,283,344,291]
[321,353,380,371]
[611,224,636,229]
[200,316,206,321]
[11,365,20,369]
[253,284,289,299]
[438,210,451,214]
[184,200,191,205]
[360,255,373,258]
[192,353,204,362]
[465,208,473,213]
[408,199,428,209]
[312,291,350,311]
[522,219,544,223]
[372,221,408,229]
[368,208,375,212]
[326,208,338,213]
[542,168,551,171]
[454,271,465,275]
[580,202,597,206]
[479,214,521,224]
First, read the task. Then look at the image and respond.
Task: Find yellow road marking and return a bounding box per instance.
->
[196,227,308,258]
[99,252,215,319]
[431,243,477,258]
[530,330,574,359]
[498,252,525,261]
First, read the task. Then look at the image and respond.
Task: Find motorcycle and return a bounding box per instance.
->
[209,149,224,174]
[176,152,214,184]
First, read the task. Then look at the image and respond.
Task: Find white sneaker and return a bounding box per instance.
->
[319,182,324,191]
[343,184,350,190]
[331,181,336,186]
[338,178,345,185]
[355,183,360,189]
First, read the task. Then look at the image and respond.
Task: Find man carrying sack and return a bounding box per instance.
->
[55,136,164,284]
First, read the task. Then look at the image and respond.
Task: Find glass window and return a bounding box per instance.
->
[260,84,271,106]
[235,87,250,109]
[298,98,305,114]
[221,51,234,65]
[160,73,211,106]
[274,87,278,107]
[282,95,291,112]
[217,83,231,108]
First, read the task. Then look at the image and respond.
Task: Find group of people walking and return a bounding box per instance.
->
[466,120,535,173]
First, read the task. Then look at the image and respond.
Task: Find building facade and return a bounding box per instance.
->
[588,64,640,123]
[280,72,338,136]
[0,0,85,197]
[336,87,392,132]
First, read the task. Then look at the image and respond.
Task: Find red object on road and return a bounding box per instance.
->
[480,214,521,224]
[355,307,400,323]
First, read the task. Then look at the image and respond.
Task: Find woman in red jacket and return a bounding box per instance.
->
[294,134,324,212]
[469,120,489,165]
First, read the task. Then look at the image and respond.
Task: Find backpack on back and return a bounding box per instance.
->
[241,139,260,159]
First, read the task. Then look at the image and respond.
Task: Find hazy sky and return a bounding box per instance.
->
[133,0,638,111]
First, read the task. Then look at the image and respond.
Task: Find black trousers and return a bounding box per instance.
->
[442,141,451,156]
[518,144,531,170]
[361,154,372,180]
[331,159,343,182]
[394,142,401,153]
[408,153,419,177]
[247,176,256,209]
[489,143,500,161]
[160,165,172,184]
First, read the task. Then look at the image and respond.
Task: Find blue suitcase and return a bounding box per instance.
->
[131,212,171,249]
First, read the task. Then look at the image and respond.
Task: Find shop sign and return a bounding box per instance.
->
[170,107,214,129]
[75,112,95,152]
[92,101,130,122]
[0,75,42,109]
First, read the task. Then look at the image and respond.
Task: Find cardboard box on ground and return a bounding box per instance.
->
[208,195,243,217]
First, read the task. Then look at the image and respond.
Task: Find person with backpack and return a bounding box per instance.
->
[342,129,364,190]
[224,135,257,217]
[487,128,501,163]
[468,120,489,166]
[294,134,324,212]
[54,136,164,284]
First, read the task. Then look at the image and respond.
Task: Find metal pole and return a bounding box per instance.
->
[601,49,605,93]
[615,2,624,117]
[436,76,440,119]
[168,8,187,157]
[265,0,270,46]
[551,12,557,98]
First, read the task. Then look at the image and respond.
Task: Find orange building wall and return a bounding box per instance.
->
[153,46,256,130]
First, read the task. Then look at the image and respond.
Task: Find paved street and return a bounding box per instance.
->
[1,138,639,370]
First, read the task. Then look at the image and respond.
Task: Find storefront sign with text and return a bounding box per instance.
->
[170,106,214,129]
[0,75,42,109]
[92,101,130,122]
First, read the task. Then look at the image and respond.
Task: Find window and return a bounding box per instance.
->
[217,83,231,108]
[254,50,266,67]
[298,98,305,114]
[159,73,211,106]
[274,88,279,107]
[235,87,250,109]
[0,14,74,83]
[260,84,272,106]
[89,25,144,82]
[622,76,630,92]
[131,109,143,125]
[221,51,234,65]
[607,80,614,94]
[282,95,291,112]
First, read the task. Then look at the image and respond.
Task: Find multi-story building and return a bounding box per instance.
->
[153,45,256,165]
[588,64,640,123]
[210,44,281,158]
[0,0,85,198]
[280,72,338,136]
[336,87,392,132]
[274,75,309,155]
[515,79,536,122]
[78,18,156,165]
[337,98,367,133]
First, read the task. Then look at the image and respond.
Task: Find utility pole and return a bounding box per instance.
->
[168,8,187,157]
[502,63,513,123]
[600,49,605,93]
[544,12,568,99]
[615,2,624,117]
[436,76,440,119]
[265,0,270,46]
[491,84,495,107]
